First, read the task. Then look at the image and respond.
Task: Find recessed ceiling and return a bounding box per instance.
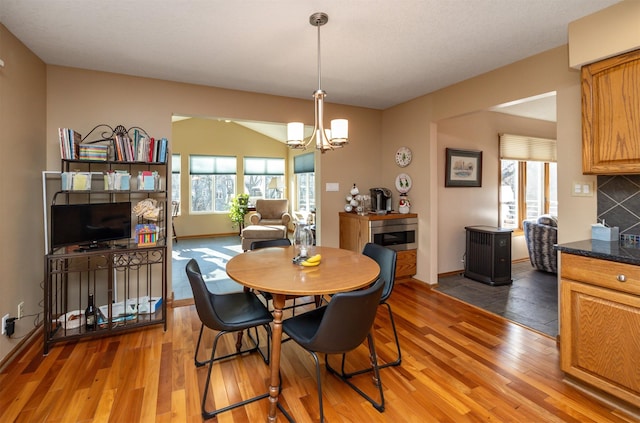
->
[1,0,620,110]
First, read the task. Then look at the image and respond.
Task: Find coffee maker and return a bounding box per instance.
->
[370,187,393,214]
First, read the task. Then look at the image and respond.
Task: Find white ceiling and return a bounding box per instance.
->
[1,0,620,112]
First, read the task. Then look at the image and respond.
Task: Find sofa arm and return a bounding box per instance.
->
[250,212,262,225]
[281,212,291,226]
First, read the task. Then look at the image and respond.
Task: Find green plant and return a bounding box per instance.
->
[229,193,250,229]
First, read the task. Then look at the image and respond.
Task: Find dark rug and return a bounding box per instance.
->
[436,261,558,338]
[172,236,244,300]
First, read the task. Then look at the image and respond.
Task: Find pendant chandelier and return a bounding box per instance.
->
[287,12,348,152]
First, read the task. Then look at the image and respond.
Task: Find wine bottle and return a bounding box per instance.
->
[85,294,96,331]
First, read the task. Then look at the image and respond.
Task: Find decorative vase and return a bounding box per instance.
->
[293,222,314,257]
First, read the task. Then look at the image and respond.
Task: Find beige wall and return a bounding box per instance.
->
[569,0,640,68]
[382,46,588,284]
[172,117,289,237]
[437,112,557,273]
[0,24,47,362]
[45,66,383,251]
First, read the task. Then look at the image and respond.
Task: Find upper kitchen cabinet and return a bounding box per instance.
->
[582,49,640,175]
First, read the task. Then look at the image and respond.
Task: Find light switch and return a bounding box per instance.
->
[572,181,594,197]
[326,182,339,192]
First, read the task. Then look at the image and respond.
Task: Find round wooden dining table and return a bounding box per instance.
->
[226,245,380,422]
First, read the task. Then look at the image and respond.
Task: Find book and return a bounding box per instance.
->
[69,129,82,159]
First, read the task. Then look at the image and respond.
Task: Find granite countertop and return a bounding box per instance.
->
[555,239,640,266]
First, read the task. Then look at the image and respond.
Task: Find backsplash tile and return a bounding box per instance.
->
[597,175,640,235]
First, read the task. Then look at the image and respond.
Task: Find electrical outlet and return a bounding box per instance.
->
[18,302,24,320]
[1,314,9,335]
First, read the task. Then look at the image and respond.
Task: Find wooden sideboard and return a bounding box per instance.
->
[339,212,417,280]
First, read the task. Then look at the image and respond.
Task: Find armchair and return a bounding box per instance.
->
[523,215,558,274]
[249,199,291,226]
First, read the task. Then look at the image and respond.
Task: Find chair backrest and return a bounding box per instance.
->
[250,238,291,250]
[255,199,288,220]
[362,243,397,302]
[305,278,384,354]
[185,258,224,331]
[171,201,180,217]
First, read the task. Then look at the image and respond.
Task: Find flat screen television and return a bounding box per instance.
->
[51,202,132,251]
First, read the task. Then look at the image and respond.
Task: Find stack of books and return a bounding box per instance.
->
[58,128,82,160]
[78,144,108,161]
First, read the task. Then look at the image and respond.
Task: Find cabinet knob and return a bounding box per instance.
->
[617,274,627,282]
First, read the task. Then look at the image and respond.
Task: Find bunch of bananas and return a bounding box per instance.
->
[300,254,322,267]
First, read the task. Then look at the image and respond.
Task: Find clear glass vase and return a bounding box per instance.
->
[293,222,314,258]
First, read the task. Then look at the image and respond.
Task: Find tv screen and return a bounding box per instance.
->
[51,202,132,250]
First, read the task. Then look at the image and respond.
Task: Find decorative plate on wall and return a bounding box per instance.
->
[395,173,412,193]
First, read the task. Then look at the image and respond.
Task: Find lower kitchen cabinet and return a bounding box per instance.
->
[560,252,640,408]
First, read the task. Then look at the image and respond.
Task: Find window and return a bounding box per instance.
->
[189,155,237,213]
[243,157,285,204]
[294,153,315,212]
[499,134,557,230]
[171,154,180,208]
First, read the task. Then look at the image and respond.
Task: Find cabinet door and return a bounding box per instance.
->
[582,49,640,174]
[339,214,368,252]
[560,278,640,407]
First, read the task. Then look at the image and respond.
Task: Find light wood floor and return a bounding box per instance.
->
[1,280,637,422]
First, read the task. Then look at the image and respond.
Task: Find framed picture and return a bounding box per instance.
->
[445,148,482,187]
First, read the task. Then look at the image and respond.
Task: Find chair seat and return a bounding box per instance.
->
[282,306,327,347]
[211,291,273,331]
[241,225,287,250]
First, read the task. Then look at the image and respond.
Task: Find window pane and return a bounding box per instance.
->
[191,175,235,213]
[296,172,315,212]
[526,161,544,219]
[548,162,558,216]
[172,154,181,204]
[191,175,213,212]
[215,175,235,212]
[171,174,180,203]
[500,160,518,229]
[245,175,265,204]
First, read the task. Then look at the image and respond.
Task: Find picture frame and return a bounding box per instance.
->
[445,148,482,187]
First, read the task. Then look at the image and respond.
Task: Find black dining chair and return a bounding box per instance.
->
[185,258,273,419]
[250,238,321,314]
[341,243,401,376]
[282,278,386,422]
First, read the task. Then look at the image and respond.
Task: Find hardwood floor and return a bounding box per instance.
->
[1,280,636,422]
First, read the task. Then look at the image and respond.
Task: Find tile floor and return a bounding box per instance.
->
[171,236,244,300]
[436,260,559,337]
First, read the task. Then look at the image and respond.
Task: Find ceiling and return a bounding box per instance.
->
[1,0,620,113]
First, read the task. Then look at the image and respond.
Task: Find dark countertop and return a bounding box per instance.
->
[555,239,640,266]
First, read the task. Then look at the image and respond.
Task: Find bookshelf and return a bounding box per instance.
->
[43,124,168,355]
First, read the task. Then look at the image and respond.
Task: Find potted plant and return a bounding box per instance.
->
[229,193,250,234]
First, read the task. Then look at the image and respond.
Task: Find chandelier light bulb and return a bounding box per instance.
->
[286,12,349,152]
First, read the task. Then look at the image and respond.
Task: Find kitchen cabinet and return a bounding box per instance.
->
[339,212,417,279]
[582,49,640,174]
[559,252,640,408]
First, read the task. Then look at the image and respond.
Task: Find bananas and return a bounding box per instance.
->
[300,254,322,267]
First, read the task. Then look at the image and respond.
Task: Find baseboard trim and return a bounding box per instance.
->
[0,325,42,372]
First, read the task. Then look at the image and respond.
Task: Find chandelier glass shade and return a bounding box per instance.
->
[287,12,349,152]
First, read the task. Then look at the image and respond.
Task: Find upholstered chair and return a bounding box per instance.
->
[523,215,558,274]
[249,199,291,226]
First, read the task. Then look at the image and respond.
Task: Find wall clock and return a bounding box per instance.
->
[395,146,412,167]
